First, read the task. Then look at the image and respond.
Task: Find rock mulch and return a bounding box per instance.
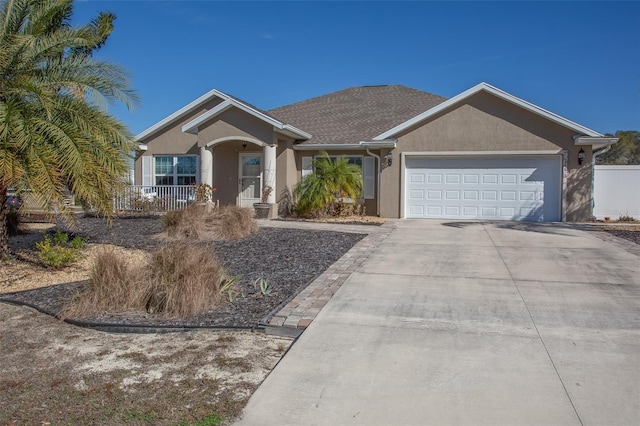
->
[1,216,365,329]
[599,226,640,245]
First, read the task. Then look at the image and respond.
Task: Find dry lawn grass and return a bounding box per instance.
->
[0,303,291,426]
[164,204,257,241]
[63,244,233,319]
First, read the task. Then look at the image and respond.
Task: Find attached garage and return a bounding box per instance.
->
[403,155,562,221]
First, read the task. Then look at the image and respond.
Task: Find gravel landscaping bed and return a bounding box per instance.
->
[599,226,640,245]
[1,216,365,329]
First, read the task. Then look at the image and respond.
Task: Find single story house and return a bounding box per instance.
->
[134,82,617,222]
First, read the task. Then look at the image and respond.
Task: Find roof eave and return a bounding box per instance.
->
[373,82,604,140]
[180,98,312,141]
[574,136,619,151]
[293,140,396,151]
[135,88,228,141]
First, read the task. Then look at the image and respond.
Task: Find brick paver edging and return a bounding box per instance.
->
[264,222,395,331]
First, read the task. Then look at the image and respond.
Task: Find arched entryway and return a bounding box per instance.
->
[202,136,276,207]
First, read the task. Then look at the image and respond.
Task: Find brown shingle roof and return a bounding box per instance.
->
[268,85,447,145]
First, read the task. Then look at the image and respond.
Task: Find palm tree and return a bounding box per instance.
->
[294,151,363,216]
[0,0,137,256]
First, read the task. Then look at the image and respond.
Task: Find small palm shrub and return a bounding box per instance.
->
[294,151,363,217]
[63,244,237,319]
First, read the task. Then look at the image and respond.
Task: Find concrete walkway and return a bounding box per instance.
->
[237,221,640,426]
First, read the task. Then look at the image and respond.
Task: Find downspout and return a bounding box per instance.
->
[365,148,382,216]
[590,145,612,219]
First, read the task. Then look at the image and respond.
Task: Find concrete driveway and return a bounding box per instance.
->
[237,221,640,425]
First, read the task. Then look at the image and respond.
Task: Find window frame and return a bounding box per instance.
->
[153,155,198,186]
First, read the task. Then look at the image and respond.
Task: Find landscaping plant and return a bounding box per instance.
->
[293,151,363,217]
[0,0,138,256]
[63,244,238,318]
[35,231,86,268]
[163,204,257,241]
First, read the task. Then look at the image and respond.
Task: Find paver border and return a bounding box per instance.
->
[260,221,395,335]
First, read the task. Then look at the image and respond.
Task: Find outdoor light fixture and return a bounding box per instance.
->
[385,151,393,167]
[578,148,586,165]
[242,142,247,150]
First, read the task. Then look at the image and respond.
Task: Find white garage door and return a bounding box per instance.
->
[405,156,562,221]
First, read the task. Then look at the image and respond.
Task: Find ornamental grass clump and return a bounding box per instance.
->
[145,244,228,317]
[63,244,236,319]
[214,205,257,240]
[163,204,257,241]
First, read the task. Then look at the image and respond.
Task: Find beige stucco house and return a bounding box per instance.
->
[134,82,617,222]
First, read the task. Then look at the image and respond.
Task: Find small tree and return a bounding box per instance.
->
[0,0,138,256]
[294,151,363,216]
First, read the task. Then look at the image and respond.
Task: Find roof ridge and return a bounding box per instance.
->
[268,84,440,113]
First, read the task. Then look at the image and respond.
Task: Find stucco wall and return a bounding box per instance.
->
[197,108,274,147]
[380,91,593,221]
[134,98,224,184]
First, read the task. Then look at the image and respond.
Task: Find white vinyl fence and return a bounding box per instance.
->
[593,165,640,219]
[114,185,195,213]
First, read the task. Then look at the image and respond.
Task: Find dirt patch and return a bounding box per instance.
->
[0,302,291,425]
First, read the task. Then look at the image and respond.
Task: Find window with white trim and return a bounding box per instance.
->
[154,155,197,185]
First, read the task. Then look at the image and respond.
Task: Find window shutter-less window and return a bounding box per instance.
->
[302,156,313,177]
[363,156,375,199]
[142,156,152,186]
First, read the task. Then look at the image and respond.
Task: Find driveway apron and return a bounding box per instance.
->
[236,221,640,426]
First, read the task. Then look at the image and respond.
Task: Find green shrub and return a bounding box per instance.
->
[35,232,86,268]
[36,236,76,268]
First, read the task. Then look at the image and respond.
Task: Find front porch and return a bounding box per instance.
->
[200,137,278,217]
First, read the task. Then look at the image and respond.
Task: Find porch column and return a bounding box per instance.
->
[263,144,276,203]
[200,146,213,186]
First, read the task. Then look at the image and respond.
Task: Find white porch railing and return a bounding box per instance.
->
[114,185,196,213]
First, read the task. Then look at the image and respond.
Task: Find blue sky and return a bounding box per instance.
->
[74,1,639,136]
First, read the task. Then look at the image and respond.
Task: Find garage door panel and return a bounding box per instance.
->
[405,156,561,222]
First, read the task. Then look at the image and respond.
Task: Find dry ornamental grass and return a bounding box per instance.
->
[63,244,235,319]
[163,204,257,241]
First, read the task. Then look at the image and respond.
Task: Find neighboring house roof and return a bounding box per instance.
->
[374,82,606,140]
[268,85,447,145]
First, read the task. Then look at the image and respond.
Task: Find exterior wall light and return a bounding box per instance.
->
[384,151,393,167]
[578,148,586,165]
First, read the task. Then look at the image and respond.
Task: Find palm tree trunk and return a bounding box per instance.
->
[0,189,9,257]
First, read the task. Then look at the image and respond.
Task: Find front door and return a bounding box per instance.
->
[239,153,262,207]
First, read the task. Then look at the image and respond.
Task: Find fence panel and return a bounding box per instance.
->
[114,185,195,213]
[593,165,640,219]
